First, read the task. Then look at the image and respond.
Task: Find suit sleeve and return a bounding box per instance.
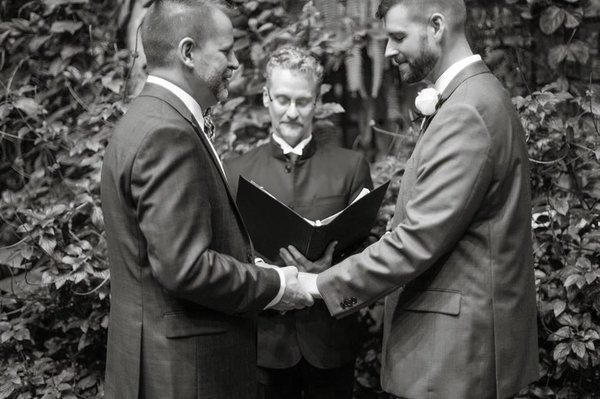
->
[317,104,494,318]
[130,127,280,314]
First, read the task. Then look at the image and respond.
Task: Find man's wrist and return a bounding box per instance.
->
[298,272,321,298]
[263,267,286,309]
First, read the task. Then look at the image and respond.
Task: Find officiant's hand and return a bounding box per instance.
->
[271,266,314,311]
[279,241,337,273]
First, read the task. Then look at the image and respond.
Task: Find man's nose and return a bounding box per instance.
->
[229,52,240,70]
[285,102,299,119]
[384,40,399,58]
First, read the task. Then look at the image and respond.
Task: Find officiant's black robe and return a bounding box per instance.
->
[225,137,372,370]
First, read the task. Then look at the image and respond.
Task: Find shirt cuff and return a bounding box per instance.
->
[298,272,321,298]
[256,259,286,309]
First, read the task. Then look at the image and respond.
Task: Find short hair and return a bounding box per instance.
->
[376,0,466,30]
[264,46,324,92]
[141,0,227,70]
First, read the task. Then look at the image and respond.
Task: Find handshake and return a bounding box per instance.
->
[268,241,336,312]
[270,266,316,311]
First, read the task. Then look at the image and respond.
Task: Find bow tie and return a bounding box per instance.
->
[203,109,215,141]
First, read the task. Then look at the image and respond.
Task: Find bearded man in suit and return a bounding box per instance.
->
[288,1,540,398]
[226,46,373,399]
[100,1,313,398]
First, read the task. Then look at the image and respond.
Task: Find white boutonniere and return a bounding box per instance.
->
[415,87,440,132]
[415,87,440,116]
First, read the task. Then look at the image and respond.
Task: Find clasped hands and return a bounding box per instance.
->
[270,241,336,312]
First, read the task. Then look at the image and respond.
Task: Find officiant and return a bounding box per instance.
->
[225,46,372,399]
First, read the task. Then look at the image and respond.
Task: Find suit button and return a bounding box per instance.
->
[340,301,346,309]
[343,299,352,308]
[350,297,357,304]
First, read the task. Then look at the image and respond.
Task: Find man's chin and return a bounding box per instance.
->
[216,88,229,102]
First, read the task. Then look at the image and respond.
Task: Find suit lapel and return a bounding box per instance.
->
[421,61,491,133]
[138,83,253,245]
[439,60,490,103]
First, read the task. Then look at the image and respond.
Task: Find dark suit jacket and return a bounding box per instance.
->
[101,83,280,399]
[225,139,372,369]
[317,61,539,398]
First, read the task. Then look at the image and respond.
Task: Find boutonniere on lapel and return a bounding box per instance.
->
[414,87,440,132]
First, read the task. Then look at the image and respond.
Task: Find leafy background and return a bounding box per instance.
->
[0,0,599,398]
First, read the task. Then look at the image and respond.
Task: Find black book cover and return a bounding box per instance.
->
[236,176,390,261]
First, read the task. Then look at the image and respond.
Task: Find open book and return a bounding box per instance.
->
[236,176,390,261]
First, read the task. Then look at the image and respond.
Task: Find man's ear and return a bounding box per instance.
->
[429,13,446,42]
[178,37,195,68]
[262,86,270,107]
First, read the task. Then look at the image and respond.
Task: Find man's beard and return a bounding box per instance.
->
[207,73,230,102]
[400,36,438,83]
[404,49,437,83]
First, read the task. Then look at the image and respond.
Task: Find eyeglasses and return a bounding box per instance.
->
[266,90,317,112]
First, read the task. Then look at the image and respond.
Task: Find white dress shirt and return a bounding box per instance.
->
[298,54,485,299]
[146,75,286,308]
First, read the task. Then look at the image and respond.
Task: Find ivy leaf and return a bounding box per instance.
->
[38,236,57,255]
[550,196,569,215]
[28,34,52,52]
[315,102,345,119]
[585,341,595,351]
[14,97,42,117]
[50,21,83,34]
[563,9,583,28]
[553,342,571,363]
[553,300,567,317]
[548,45,569,69]
[76,375,97,390]
[539,6,566,34]
[567,40,589,64]
[585,329,600,340]
[13,327,31,342]
[550,325,572,341]
[60,45,84,60]
[571,341,586,358]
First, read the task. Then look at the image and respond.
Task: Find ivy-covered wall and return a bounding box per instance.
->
[0,0,599,398]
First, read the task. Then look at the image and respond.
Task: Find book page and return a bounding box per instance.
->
[303,187,371,226]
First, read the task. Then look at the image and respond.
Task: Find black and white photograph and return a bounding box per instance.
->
[1,0,599,398]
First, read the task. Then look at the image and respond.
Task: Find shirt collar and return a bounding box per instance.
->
[147,75,205,130]
[434,54,482,94]
[272,132,313,156]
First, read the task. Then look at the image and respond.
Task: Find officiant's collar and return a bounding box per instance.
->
[434,54,481,94]
[270,132,316,161]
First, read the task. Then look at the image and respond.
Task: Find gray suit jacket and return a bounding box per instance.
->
[226,139,372,369]
[101,83,280,399]
[317,61,539,399]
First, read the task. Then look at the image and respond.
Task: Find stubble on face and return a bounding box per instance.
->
[193,9,236,102]
[402,33,438,83]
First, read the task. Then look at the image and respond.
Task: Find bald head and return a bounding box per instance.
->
[141,0,226,70]
[376,0,466,32]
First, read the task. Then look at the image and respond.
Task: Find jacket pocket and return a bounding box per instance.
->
[163,312,229,338]
[402,289,461,316]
